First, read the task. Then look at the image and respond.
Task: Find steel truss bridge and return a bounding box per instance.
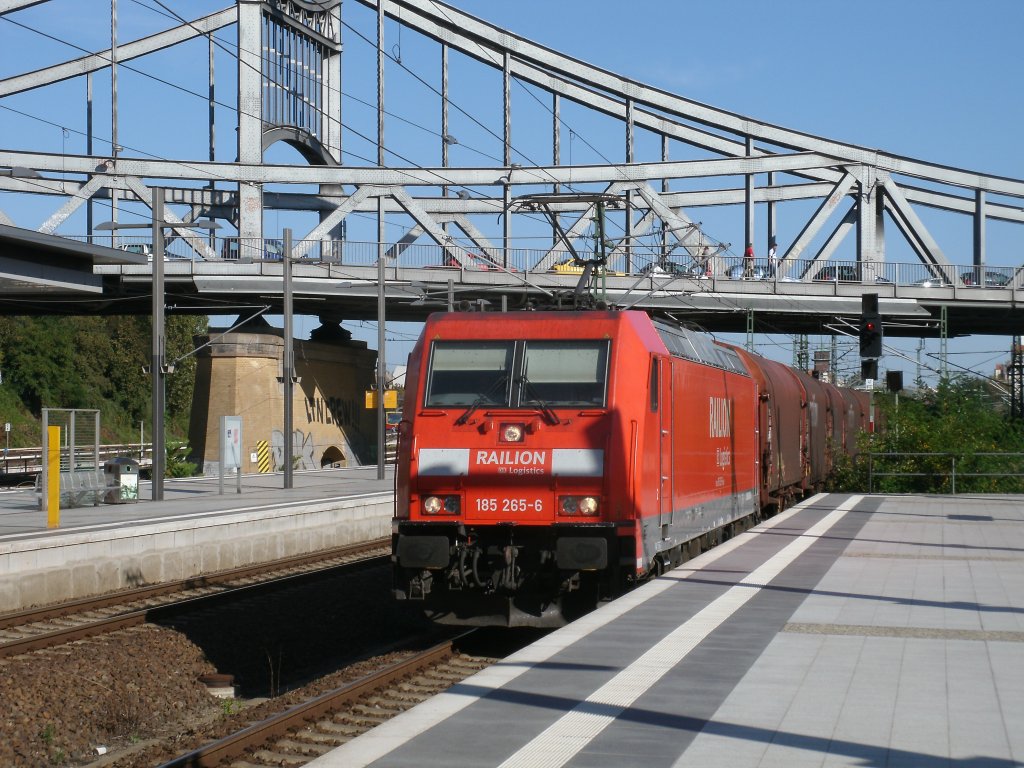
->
[1,0,1023,342]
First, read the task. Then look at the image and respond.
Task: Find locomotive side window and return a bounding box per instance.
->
[425,342,513,406]
[520,341,608,407]
[650,357,659,411]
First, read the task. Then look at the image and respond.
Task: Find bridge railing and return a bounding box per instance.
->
[86,233,1024,290]
[863,451,1024,494]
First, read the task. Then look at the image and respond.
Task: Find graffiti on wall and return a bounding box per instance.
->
[271,429,316,471]
[304,396,361,427]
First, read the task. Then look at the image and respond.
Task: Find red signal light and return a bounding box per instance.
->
[860,311,883,358]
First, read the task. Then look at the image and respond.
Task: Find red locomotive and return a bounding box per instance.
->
[392,310,870,627]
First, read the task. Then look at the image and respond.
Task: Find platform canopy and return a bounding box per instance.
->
[0,223,145,295]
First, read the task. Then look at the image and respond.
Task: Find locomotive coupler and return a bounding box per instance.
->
[457,544,485,589]
[409,571,433,599]
[495,545,520,591]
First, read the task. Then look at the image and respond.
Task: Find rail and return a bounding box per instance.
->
[157,633,466,768]
[864,451,1024,494]
[0,539,390,660]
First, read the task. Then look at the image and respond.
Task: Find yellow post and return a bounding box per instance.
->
[47,425,60,529]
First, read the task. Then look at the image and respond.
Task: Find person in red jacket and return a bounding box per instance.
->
[743,242,755,279]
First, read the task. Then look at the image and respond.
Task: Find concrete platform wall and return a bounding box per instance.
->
[0,492,393,612]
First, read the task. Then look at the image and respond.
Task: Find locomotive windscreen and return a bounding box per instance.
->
[425,340,609,408]
[425,341,512,406]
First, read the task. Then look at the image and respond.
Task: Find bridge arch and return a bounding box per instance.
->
[262,127,338,169]
[321,445,346,469]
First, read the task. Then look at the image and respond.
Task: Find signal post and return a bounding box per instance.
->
[860,293,883,431]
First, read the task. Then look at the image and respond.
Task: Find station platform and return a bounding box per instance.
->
[0,467,395,611]
[313,493,1024,768]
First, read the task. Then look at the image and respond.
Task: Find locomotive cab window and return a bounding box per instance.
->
[520,341,608,407]
[425,342,513,406]
[424,339,608,409]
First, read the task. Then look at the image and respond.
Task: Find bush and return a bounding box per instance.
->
[831,376,1024,494]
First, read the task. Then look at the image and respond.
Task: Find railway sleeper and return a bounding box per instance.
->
[358,698,411,714]
[293,730,348,745]
[339,714,388,727]
[252,747,317,764]
[315,720,363,736]
[396,680,442,693]
[272,739,335,756]
[346,711,393,724]
[421,669,473,683]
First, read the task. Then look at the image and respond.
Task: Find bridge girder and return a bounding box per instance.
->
[0,0,1022,335]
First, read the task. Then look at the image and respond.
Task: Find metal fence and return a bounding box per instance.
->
[81,233,1024,290]
[41,408,100,472]
[864,451,1024,494]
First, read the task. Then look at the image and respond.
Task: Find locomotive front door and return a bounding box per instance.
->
[658,357,674,531]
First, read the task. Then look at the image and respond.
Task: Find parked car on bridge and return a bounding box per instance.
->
[549,258,624,276]
[913,275,954,288]
[812,265,891,284]
[640,260,709,279]
[220,239,285,260]
[120,243,155,259]
[438,252,515,271]
[725,263,768,280]
[961,268,1013,288]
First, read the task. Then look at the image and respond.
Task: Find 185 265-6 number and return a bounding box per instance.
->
[475,498,544,513]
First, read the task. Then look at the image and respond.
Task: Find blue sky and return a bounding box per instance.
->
[1,0,1022,382]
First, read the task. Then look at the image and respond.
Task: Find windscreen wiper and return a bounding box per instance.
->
[516,374,561,426]
[454,374,509,425]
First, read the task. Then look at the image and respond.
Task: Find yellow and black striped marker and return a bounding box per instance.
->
[256,440,271,473]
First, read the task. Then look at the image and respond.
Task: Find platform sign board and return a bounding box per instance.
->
[365,389,398,409]
[219,415,242,495]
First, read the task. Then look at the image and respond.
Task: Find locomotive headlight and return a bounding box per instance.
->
[558,495,600,516]
[500,423,525,443]
[422,495,460,515]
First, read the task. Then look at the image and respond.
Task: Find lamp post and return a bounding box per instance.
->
[98,188,219,500]
[151,189,166,499]
[377,203,386,481]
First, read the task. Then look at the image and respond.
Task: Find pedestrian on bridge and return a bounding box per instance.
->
[743,243,755,279]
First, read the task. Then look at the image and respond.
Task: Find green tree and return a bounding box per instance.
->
[0,314,207,445]
[842,377,1024,494]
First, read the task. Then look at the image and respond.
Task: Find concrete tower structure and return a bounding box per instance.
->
[188,323,377,475]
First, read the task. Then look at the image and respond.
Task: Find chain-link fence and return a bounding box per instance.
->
[42,408,101,472]
[39,409,102,510]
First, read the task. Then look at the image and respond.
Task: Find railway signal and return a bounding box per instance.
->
[859,293,883,359]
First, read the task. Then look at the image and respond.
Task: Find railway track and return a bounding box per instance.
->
[157,632,495,768]
[0,538,389,659]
